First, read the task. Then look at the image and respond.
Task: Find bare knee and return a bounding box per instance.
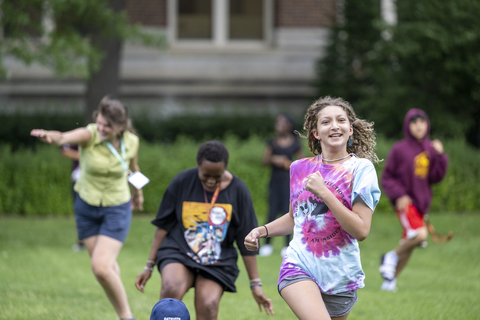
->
[161,279,187,300]
[415,227,428,243]
[91,260,112,282]
[195,296,220,320]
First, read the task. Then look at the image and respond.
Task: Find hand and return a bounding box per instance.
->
[395,195,412,212]
[131,193,144,211]
[244,228,261,251]
[251,287,274,315]
[135,269,152,293]
[30,129,52,144]
[272,155,288,168]
[431,139,444,155]
[305,172,327,198]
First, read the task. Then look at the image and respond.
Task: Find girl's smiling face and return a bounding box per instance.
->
[96,113,123,141]
[197,160,226,192]
[313,106,352,152]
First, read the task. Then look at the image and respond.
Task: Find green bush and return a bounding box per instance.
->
[0,113,277,148]
[134,113,277,143]
[0,145,73,215]
[0,114,83,151]
[0,136,478,216]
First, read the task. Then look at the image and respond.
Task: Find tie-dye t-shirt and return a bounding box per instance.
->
[278,155,380,294]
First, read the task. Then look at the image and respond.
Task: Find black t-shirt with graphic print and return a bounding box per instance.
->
[151,168,258,292]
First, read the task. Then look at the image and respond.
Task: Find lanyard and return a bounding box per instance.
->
[105,138,129,173]
[203,184,221,218]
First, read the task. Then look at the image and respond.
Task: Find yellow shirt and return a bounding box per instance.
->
[74,123,139,207]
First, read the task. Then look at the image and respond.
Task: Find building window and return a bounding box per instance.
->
[168,0,273,48]
[178,0,212,39]
[229,0,263,40]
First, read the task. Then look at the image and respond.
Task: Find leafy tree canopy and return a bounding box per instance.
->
[316,0,480,146]
[0,0,164,78]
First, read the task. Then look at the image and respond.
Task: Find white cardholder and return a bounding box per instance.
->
[128,171,150,189]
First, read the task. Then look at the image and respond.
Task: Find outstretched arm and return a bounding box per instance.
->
[242,255,274,315]
[244,208,294,251]
[60,147,80,161]
[31,128,91,147]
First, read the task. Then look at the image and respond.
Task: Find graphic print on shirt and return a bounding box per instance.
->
[182,201,232,265]
[414,151,430,179]
[292,167,355,258]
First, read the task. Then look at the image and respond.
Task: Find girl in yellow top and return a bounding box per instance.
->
[31,96,143,320]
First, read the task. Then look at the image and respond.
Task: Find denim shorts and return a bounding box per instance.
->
[278,274,358,317]
[74,195,132,243]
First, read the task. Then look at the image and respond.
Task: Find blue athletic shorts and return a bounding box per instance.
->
[74,195,132,243]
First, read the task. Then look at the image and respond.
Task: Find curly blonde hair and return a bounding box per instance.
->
[301,96,380,163]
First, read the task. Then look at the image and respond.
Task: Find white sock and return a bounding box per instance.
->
[386,250,399,264]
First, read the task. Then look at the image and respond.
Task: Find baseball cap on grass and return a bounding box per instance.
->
[151,298,190,320]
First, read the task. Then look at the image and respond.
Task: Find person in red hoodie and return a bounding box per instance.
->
[379,108,448,291]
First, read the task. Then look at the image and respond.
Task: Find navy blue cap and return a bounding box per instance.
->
[150,298,190,320]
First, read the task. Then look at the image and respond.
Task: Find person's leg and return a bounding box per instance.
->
[265,183,278,246]
[259,188,277,256]
[380,204,426,282]
[193,275,224,320]
[278,180,291,254]
[159,262,195,300]
[394,226,428,278]
[84,235,133,319]
[280,280,330,320]
[72,191,85,251]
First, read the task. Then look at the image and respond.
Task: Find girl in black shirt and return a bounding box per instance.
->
[136,141,274,319]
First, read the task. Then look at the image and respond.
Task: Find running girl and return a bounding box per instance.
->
[245,96,381,320]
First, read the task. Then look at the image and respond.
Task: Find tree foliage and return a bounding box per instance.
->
[316,0,480,146]
[0,0,164,79]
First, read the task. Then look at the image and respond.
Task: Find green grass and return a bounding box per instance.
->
[1,213,479,320]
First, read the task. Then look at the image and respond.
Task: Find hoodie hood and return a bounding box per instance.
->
[403,108,431,147]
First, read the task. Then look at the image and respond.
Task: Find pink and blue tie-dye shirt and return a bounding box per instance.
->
[278,155,380,294]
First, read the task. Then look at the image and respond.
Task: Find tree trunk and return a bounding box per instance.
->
[84,0,124,125]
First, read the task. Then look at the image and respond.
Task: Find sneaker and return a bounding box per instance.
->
[379,251,398,281]
[381,278,397,292]
[259,244,273,257]
[72,242,85,252]
[280,246,288,257]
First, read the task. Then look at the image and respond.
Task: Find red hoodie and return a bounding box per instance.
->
[381,108,449,214]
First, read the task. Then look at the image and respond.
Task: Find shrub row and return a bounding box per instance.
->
[0,113,277,148]
[1,136,478,217]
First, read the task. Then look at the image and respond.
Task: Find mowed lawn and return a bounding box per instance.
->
[1,212,479,320]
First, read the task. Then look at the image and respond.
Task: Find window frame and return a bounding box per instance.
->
[167,0,274,50]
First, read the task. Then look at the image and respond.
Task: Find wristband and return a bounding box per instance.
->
[263,225,269,238]
[144,266,153,272]
[249,278,262,290]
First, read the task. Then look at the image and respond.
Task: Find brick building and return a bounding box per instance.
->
[2,0,339,105]
[121,0,338,98]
